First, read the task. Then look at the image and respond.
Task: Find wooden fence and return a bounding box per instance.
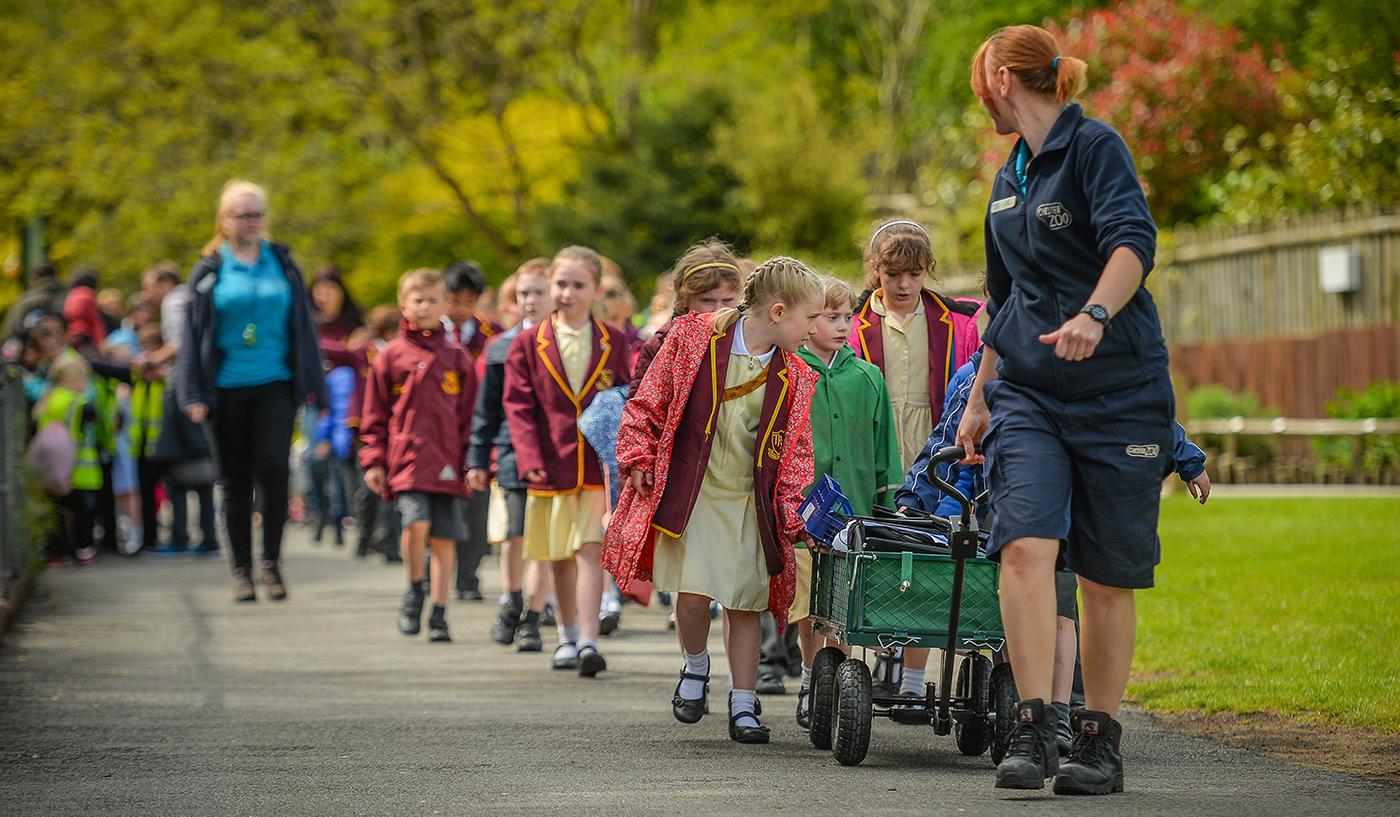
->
[1158,207,1400,420]
[1153,207,1400,346]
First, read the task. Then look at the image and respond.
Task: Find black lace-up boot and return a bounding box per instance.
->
[1053,709,1124,795]
[995,698,1060,789]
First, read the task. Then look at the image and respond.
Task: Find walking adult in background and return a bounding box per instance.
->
[3,260,67,340]
[175,179,329,602]
[141,261,219,555]
[310,265,365,347]
[306,265,364,544]
[956,25,1170,795]
[142,261,192,368]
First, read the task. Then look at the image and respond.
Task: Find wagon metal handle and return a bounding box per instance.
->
[849,553,873,592]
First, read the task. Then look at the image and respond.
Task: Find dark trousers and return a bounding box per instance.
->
[97,461,118,552]
[171,484,218,549]
[54,489,96,559]
[759,611,802,678]
[137,456,162,551]
[350,440,400,559]
[212,381,296,572]
[454,489,490,592]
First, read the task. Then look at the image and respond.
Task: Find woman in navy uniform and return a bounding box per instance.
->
[956,25,1172,795]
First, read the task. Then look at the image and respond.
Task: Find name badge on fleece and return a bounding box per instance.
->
[990,195,1017,214]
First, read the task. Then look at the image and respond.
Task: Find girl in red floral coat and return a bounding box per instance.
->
[604,257,824,744]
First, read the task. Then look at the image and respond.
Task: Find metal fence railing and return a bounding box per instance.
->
[0,363,33,619]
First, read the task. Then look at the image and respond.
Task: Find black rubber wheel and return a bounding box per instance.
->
[954,653,993,757]
[832,658,873,766]
[808,646,843,750]
[989,661,1019,764]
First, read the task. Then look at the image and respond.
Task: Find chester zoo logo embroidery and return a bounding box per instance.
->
[596,368,614,391]
[1035,202,1073,230]
[1126,444,1161,458]
[766,430,785,462]
[442,371,461,395]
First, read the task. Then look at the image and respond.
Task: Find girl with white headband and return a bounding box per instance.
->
[848,218,984,705]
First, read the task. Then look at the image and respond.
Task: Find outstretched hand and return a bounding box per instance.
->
[1039,313,1104,361]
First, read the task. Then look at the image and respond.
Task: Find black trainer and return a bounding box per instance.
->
[995,698,1060,789]
[490,600,523,645]
[516,620,543,652]
[428,612,451,643]
[1053,710,1124,795]
[398,590,425,636]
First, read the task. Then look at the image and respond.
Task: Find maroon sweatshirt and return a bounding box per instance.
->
[359,320,479,498]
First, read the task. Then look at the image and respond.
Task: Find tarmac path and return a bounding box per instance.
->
[2,527,1395,816]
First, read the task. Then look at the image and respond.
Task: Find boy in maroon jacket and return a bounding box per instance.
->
[361,269,479,642]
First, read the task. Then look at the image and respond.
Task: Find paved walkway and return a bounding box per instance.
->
[2,527,1396,816]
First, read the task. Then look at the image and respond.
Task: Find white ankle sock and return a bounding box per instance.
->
[901,668,926,696]
[800,665,812,689]
[678,651,709,699]
[559,622,579,644]
[731,689,759,727]
[578,638,597,652]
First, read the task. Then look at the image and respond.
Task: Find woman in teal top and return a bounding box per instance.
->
[175,179,329,604]
[213,240,294,388]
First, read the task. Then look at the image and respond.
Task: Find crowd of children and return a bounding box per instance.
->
[11,201,1207,796]
[5,21,1221,798]
[10,262,224,564]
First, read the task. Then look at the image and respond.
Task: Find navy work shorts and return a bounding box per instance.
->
[396,491,467,542]
[982,373,1174,589]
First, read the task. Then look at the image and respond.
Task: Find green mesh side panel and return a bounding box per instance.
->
[812,548,1003,643]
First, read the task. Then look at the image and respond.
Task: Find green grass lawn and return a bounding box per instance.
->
[1131,495,1400,731]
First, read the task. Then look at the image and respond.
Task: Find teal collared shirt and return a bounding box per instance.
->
[213,241,293,388]
[798,344,904,519]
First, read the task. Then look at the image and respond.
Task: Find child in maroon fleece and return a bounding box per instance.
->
[361,269,478,642]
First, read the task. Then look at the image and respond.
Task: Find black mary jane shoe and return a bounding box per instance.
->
[728,693,771,744]
[672,670,710,724]
[795,686,812,730]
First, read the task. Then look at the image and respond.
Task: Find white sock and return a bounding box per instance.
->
[901,668,926,696]
[678,651,709,700]
[731,688,759,727]
[800,665,812,689]
[558,622,579,644]
[577,638,597,652]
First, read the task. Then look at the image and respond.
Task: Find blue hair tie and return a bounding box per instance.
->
[1053,56,1061,70]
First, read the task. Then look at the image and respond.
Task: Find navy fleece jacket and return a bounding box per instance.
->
[982,103,1169,401]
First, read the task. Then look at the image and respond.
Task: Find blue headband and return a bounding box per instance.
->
[1053,56,1061,70]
